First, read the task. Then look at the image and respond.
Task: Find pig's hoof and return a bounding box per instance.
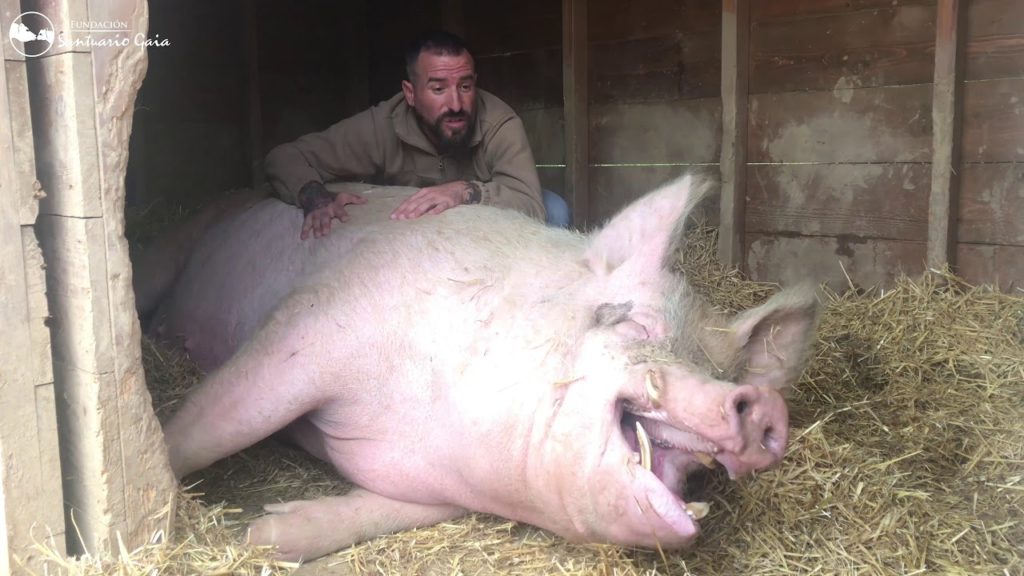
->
[247,500,340,562]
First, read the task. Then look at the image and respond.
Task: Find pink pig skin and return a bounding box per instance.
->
[145,176,819,561]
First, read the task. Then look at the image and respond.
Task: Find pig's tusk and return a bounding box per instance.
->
[644,369,662,407]
[695,452,716,469]
[685,501,710,520]
[636,421,652,472]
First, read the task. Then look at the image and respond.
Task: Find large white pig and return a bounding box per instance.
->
[140,176,819,561]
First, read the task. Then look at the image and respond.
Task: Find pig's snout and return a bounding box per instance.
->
[718,384,789,478]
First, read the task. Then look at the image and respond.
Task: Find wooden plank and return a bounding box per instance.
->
[589,0,720,43]
[537,166,566,197]
[965,0,1024,81]
[590,29,721,103]
[927,0,965,269]
[719,0,748,271]
[747,164,930,240]
[0,20,64,568]
[747,84,933,163]
[747,233,927,290]
[750,4,936,93]
[5,62,40,225]
[959,163,1024,245]
[23,229,54,389]
[590,165,720,226]
[30,53,102,218]
[590,98,721,164]
[465,0,560,55]
[751,0,935,21]
[519,108,565,165]
[476,48,563,111]
[961,78,1024,162]
[563,0,589,228]
[957,243,1024,292]
[82,0,179,542]
[29,2,176,555]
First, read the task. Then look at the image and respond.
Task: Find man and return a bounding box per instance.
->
[265,31,547,240]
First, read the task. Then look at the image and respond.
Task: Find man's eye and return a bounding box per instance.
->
[459,84,473,92]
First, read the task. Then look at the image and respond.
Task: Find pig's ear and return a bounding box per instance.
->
[584,175,710,276]
[730,286,820,392]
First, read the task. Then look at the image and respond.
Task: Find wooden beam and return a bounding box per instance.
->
[719,0,749,270]
[927,0,966,269]
[562,0,589,228]
[0,20,65,568]
[25,0,176,557]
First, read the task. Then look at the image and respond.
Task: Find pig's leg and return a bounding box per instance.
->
[247,489,465,561]
[163,308,337,478]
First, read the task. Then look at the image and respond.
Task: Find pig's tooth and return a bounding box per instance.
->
[685,502,710,520]
[695,452,716,469]
[635,421,652,472]
[644,369,662,407]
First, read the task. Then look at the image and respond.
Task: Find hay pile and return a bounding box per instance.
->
[37,224,1023,575]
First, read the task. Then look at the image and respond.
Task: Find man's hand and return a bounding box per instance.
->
[298,181,367,240]
[390,181,478,220]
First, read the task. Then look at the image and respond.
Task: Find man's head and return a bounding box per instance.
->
[402,31,477,152]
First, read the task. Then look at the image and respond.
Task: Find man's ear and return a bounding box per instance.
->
[402,80,415,107]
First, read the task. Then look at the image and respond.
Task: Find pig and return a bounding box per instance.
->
[141,175,819,562]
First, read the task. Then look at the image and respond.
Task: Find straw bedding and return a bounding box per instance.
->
[34,223,1023,575]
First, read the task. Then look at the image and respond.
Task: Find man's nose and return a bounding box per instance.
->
[446,89,463,112]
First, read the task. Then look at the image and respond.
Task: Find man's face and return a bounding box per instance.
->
[402,50,478,151]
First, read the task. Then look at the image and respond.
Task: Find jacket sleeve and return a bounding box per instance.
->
[472,116,545,221]
[264,108,382,206]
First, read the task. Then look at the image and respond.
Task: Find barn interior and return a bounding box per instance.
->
[1,0,1022,574]
[125,0,1024,291]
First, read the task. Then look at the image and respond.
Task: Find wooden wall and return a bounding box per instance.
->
[957,0,1024,290]
[128,0,1022,291]
[741,0,1023,291]
[588,0,722,225]
[744,0,937,289]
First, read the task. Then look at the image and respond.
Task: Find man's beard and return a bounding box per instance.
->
[417,109,475,152]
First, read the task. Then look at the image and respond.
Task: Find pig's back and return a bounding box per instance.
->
[154,188,415,371]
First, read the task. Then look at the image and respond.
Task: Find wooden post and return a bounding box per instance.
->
[25,0,176,557]
[0,3,65,568]
[927,0,966,269]
[562,0,589,228]
[719,0,749,270]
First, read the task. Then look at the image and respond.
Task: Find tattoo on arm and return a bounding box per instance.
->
[298,181,334,216]
[464,182,482,205]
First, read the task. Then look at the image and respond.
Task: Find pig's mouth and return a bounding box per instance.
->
[619,407,720,525]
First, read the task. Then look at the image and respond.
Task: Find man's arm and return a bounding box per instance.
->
[264,109,381,206]
[389,115,545,221]
[472,115,545,221]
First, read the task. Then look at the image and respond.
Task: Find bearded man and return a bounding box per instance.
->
[265,31,556,240]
